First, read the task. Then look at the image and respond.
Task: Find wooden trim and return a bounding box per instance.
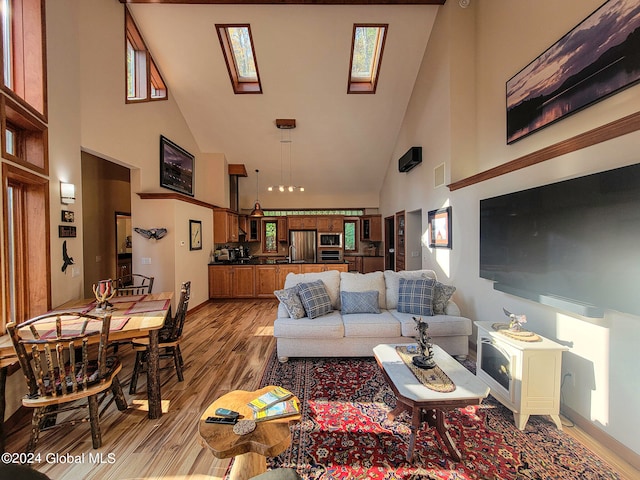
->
[228,164,248,176]
[561,404,640,471]
[120,0,445,3]
[136,192,219,209]
[448,111,640,191]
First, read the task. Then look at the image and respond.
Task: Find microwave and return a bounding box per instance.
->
[318,233,342,247]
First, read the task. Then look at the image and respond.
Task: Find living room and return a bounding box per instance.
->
[0,0,638,478]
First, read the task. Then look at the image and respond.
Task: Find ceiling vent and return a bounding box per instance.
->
[398,147,422,173]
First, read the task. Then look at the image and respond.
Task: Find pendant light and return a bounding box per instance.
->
[268,119,304,193]
[250,169,265,216]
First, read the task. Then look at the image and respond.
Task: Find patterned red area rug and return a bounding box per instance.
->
[258,352,622,480]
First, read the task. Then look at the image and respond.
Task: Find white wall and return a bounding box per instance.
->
[380,0,640,456]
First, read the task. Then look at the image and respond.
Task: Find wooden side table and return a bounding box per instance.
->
[198,386,300,480]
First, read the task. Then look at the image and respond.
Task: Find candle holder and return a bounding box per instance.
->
[93,279,116,312]
[412,316,436,369]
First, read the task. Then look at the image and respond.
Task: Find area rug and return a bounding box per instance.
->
[257,351,622,480]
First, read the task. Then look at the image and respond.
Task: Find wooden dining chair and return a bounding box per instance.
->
[129,281,191,394]
[115,274,154,296]
[7,312,128,454]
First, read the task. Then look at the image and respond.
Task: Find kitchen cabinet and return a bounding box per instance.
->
[316,216,343,232]
[344,256,361,272]
[213,209,239,243]
[360,215,382,242]
[287,216,317,230]
[232,265,255,297]
[362,256,384,273]
[208,265,254,298]
[238,215,248,238]
[277,217,288,242]
[248,217,261,242]
[210,263,346,298]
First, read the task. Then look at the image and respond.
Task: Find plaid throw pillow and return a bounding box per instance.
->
[397,277,435,316]
[297,280,333,319]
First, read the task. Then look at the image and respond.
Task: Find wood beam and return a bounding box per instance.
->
[119,0,445,5]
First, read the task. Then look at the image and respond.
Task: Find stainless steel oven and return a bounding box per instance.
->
[318,233,342,247]
[319,249,342,262]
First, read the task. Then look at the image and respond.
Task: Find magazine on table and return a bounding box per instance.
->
[252,398,300,422]
[247,386,293,412]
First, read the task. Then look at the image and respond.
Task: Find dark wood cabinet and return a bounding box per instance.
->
[360,215,382,242]
[395,211,405,272]
[316,216,343,232]
[213,209,239,243]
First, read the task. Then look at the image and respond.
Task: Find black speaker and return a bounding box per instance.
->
[398,147,422,173]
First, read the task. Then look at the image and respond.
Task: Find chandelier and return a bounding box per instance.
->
[268,119,304,193]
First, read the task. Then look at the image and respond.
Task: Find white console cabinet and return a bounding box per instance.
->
[475,321,568,430]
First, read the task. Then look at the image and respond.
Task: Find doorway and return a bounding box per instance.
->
[406,209,423,270]
[81,152,131,297]
[384,215,394,271]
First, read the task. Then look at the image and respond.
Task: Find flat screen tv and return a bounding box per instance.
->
[480,163,640,317]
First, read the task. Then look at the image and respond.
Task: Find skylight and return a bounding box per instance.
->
[216,24,262,94]
[348,24,388,94]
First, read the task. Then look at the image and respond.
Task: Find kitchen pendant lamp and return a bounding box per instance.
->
[268,119,304,193]
[250,169,265,216]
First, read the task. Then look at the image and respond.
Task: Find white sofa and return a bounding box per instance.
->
[273,269,472,362]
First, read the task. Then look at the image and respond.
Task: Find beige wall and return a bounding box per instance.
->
[381,0,640,456]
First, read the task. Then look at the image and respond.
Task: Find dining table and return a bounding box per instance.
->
[0,290,174,442]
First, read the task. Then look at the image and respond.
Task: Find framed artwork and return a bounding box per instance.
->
[189,220,202,250]
[506,0,640,144]
[427,207,451,249]
[61,210,75,222]
[160,135,194,196]
[59,225,77,238]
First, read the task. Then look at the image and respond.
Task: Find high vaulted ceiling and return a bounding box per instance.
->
[127,1,442,209]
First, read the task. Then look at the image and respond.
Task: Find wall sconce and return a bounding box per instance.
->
[60,182,76,204]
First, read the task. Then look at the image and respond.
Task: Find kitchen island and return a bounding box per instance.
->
[208,261,348,299]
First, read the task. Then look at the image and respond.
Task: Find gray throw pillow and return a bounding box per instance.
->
[340,290,380,315]
[432,281,456,315]
[397,277,435,316]
[297,280,333,319]
[274,286,306,319]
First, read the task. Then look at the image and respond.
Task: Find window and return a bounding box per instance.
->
[1,0,46,116]
[216,24,262,94]
[344,220,357,252]
[263,220,278,253]
[125,8,167,103]
[347,24,387,94]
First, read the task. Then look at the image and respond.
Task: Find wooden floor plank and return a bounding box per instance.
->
[4,298,638,479]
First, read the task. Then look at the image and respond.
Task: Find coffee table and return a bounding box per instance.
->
[373,343,489,462]
[198,386,301,480]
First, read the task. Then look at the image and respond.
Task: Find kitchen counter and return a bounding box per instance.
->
[209,258,348,266]
[208,262,348,299]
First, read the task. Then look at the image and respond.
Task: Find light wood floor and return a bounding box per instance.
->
[5,299,639,479]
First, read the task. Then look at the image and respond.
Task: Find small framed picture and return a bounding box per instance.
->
[428,206,452,249]
[189,220,202,250]
[59,225,77,238]
[61,210,75,222]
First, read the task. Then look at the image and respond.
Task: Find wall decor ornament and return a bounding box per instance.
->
[134,227,168,240]
[506,0,640,144]
[61,240,74,273]
[427,206,452,249]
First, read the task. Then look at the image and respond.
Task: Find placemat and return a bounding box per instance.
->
[124,299,170,315]
[395,346,456,393]
[41,317,130,340]
[111,294,146,303]
[491,322,542,342]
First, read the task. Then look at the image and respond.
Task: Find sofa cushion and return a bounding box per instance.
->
[342,310,401,337]
[274,286,305,319]
[390,310,472,337]
[274,310,344,339]
[340,271,387,309]
[432,281,456,315]
[340,290,380,315]
[397,277,436,316]
[297,280,333,319]
[284,270,341,309]
[384,270,437,310]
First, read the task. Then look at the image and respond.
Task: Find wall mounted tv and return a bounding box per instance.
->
[480,163,640,318]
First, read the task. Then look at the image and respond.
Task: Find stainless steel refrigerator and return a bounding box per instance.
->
[289,230,317,262]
